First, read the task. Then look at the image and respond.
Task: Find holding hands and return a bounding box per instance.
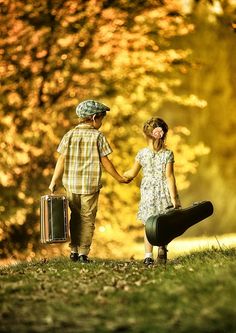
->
[119,176,131,184]
[123,170,134,181]
[123,161,142,181]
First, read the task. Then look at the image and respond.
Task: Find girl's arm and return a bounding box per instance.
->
[166,162,181,208]
[49,153,65,192]
[123,161,141,180]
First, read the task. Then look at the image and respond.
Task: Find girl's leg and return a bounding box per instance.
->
[144,230,153,255]
[143,229,154,265]
[157,246,168,263]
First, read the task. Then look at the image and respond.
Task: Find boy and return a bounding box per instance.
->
[49,100,128,263]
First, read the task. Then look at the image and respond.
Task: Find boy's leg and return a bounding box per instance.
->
[78,191,99,256]
[67,192,81,252]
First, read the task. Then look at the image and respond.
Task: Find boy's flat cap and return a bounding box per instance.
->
[76,100,110,118]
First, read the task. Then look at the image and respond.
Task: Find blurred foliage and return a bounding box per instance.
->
[0,0,235,259]
[157,1,236,236]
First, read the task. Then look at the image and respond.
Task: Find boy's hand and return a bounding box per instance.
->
[49,182,56,193]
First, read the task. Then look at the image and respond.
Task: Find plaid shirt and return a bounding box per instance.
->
[57,124,112,194]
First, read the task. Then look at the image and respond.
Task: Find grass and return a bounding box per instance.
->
[0,248,236,333]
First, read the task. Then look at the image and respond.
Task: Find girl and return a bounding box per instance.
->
[124,117,181,265]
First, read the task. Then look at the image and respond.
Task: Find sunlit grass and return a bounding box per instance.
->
[168,233,236,258]
[1,234,236,267]
[0,248,236,333]
[105,233,236,261]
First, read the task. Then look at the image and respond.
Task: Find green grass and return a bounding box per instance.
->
[0,248,236,333]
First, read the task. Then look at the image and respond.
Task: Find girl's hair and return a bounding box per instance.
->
[77,111,107,124]
[143,117,168,151]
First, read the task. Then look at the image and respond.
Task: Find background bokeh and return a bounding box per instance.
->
[1,0,236,260]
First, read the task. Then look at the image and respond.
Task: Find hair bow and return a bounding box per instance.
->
[152,127,164,139]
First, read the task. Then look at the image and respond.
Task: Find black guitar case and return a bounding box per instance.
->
[145,201,214,246]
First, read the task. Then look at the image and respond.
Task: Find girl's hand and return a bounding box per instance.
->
[123,171,134,181]
[119,176,131,184]
[174,204,181,209]
[172,198,181,209]
[123,162,141,180]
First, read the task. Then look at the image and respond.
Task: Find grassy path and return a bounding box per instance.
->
[0,248,236,333]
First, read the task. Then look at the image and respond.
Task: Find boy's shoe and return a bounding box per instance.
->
[78,255,90,263]
[157,246,168,263]
[70,252,79,262]
[143,257,154,266]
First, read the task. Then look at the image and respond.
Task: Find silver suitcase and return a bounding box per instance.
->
[40,194,69,243]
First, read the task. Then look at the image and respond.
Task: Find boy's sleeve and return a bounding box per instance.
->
[167,150,175,163]
[57,131,71,155]
[98,133,113,157]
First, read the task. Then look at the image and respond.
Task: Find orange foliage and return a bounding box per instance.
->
[0,0,209,259]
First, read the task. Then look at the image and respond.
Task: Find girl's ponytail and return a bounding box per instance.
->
[143,117,168,151]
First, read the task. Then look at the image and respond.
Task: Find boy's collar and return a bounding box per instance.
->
[75,123,95,129]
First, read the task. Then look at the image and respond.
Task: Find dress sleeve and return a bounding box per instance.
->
[98,133,113,157]
[135,150,143,165]
[166,150,175,163]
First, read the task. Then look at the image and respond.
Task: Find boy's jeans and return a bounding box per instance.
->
[67,191,99,256]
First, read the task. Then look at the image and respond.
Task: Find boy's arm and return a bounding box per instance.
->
[49,153,65,192]
[101,156,129,183]
[123,161,141,180]
[166,162,181,208]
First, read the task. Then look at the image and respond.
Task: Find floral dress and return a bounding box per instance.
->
[135,147,174,224]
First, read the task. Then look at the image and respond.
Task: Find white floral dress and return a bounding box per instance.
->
[135,147,174,224]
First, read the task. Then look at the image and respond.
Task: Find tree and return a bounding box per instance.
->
[0,0,208,259]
